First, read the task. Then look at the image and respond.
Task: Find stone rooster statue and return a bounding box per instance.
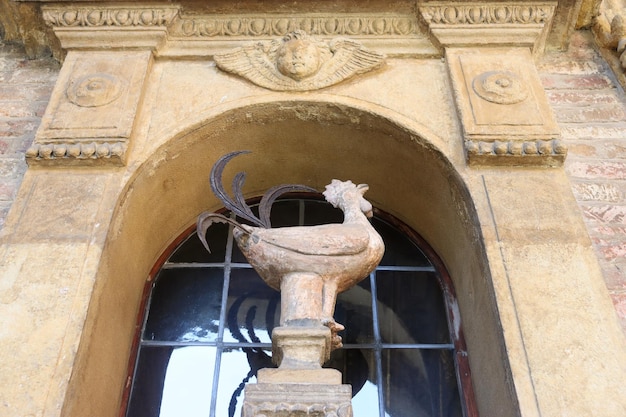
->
[197,151,384,349]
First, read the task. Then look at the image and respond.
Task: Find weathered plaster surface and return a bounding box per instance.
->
[0,4,625,417]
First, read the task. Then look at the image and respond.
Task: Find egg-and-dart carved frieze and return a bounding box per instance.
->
[420,3,555,25]
[170,15,417,38]
[42,7,179,27]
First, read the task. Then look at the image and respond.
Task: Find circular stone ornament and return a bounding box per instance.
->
[67,73,125,107]
[472,71,529,104]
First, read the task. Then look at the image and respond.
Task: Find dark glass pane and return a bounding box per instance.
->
[225,268,281,343]
[335,279,375,344]
[215,348,274,417]
[372,218,431,267]
[303,199,344,226]
[127,346,216,417]
[376,271,450,344]
[144,268,224,342]
[382,349,461,417]
[267,199,301,227]
[171,224,229,263]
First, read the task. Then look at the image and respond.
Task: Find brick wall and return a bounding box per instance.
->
[0,40,58,228]
[539,30,626,332]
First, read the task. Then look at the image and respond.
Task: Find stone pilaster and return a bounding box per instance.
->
[26,5,179,166]
[420,2,564,166]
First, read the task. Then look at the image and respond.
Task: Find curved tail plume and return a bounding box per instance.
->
[197,151,318,251]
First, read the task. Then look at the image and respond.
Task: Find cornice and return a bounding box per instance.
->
[420,3,555,25]
[165,12,436,57]
[42,5,180,51]
[41,6,179,28]
[419,2,557,54]
[169,13,417,38]
[40,5,437,57]
[40,2,561,57]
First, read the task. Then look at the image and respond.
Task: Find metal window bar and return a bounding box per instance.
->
[208,217,237,417]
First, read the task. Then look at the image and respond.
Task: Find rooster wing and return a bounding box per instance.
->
[248,223,369,256]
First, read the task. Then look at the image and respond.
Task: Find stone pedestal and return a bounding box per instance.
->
[272,326,332,369]
[242,325,353,416]
[242,383,353,417]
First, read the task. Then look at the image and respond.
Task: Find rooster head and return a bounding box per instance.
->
[323,180,373,218]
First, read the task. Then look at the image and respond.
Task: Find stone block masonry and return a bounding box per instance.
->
[540,30,626,333]
[0,40,58,228]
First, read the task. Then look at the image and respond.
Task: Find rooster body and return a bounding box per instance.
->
[197,152,384,348]
[233,180,384,333]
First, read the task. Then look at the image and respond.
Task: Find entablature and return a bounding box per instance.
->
[26,1,565,167]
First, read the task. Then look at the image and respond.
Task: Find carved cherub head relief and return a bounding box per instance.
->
[276,31,323,80]
[214,30,384,91]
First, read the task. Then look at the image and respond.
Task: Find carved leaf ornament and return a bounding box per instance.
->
[214,30,385,91]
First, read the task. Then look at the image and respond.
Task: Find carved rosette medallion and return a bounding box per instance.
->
[214,30,385,91]
[66,73,126,107]
[472,71,528,104]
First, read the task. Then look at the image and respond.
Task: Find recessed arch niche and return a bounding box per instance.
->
[62,101,518,417]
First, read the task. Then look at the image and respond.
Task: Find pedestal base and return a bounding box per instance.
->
[243,325,352,416]
[242,383,353,417]
[272,325,331,368]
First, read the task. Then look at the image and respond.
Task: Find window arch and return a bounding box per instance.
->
[123,197,476,417]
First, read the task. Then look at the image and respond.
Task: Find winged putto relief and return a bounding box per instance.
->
[214,30,385,91]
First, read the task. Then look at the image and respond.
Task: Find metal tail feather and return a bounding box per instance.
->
[197,212,251,253]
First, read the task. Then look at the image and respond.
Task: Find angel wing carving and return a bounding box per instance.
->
[214,30,385,91]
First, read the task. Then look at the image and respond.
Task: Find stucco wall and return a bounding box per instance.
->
[1,24,626,417]
[5,31,624,332]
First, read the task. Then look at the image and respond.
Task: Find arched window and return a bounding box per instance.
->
[123,197,476,417]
